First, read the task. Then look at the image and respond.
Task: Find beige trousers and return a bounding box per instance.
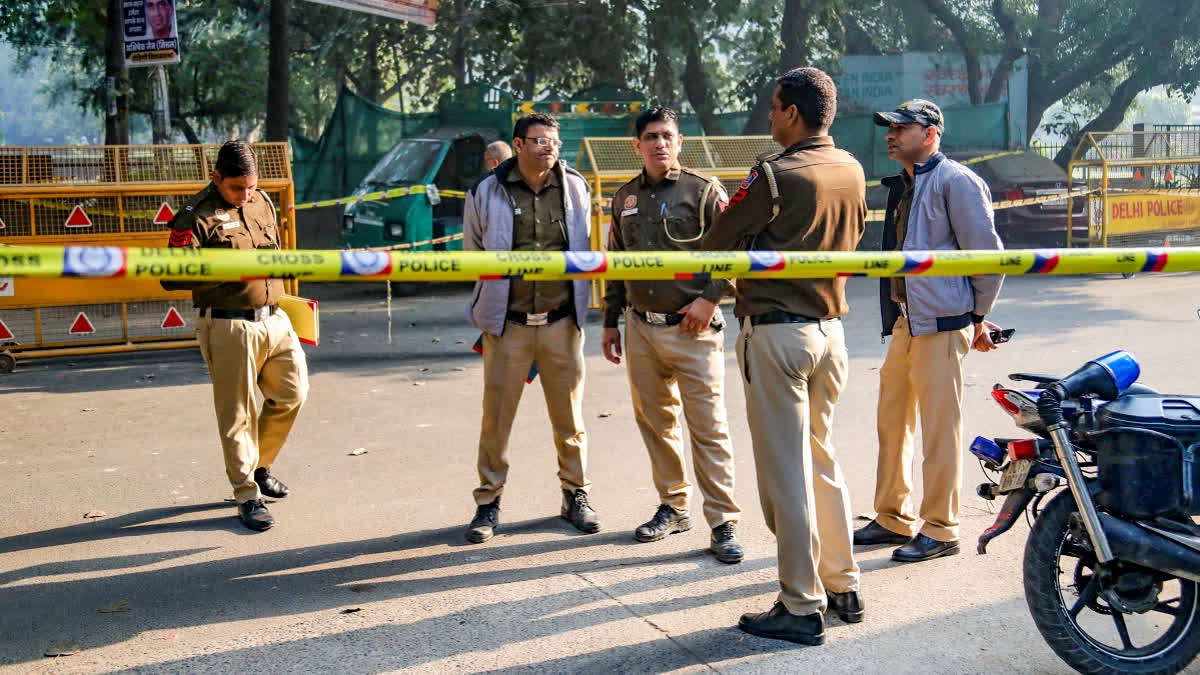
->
[624,311,739,529]
[737,318,859,616]
[874,316,972,542]
[196,310,309,504]
[474,317,589,505]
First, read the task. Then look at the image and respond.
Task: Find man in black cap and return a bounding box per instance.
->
[854,98,1005,562]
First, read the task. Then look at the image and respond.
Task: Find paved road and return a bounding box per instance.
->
[3,273,1200,674]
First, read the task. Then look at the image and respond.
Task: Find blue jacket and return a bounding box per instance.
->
[879,152,1004,338]
[463,157,593,336]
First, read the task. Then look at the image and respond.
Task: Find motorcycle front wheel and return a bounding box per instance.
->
[1024,490,1200,674]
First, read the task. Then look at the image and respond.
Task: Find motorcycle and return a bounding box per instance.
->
[973,351,1200,674]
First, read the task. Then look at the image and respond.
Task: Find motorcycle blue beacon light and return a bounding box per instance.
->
[1091,350,1140,397]
[970,436,1007,469]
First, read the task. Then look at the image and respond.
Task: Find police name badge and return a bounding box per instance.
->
[214,209,230,221]
[221,222,241,230]
[514,208,522,216]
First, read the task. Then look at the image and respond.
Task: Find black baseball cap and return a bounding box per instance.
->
[873,99,945,134]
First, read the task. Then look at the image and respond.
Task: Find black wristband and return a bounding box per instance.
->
[971,313,985,324]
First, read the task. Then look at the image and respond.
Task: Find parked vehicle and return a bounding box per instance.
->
[867,150,1088,247]
[341,128,494,250]
[973,351,1200,673]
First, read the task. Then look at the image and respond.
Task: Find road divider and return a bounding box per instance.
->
[0,245,1192,281]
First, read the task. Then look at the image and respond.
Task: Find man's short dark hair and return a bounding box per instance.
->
[214,139,257,178]
[635,107,680,138]
[513,113,559,140]
[776,67,837,131]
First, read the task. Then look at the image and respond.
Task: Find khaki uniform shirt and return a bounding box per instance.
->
[603,166,732,327]
[506,168,571,314]
[163,183,283,309]
[704,136,866,319]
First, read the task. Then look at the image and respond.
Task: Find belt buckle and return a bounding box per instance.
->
[526,312,549,326]
[253,306,270,321]
[645,311,669,325]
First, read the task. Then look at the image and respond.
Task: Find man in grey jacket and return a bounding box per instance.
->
[461,113,600,544]
[853,99,1004,562]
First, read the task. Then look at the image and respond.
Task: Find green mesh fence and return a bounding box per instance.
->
[292,87,438,203]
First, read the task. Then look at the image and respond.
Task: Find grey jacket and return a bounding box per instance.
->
[464,157,592,336]
[879,152,1004,337]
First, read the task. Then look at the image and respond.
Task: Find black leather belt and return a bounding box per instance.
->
[749,310,826,326]
[506,305,571,326]
[632,308,684,326]
[202,306,277,321]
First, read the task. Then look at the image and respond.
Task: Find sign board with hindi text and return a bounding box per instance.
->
[123,0,180,67]
[299,0,437,24]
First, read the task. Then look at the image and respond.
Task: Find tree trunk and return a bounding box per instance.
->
[984,0,1023,103]
[681,27,722,136]
[104,0,129,146]
[265,0,290,142]
[924,0,982,104]
[1025,0,1068,142]
[1052,64,1157,168]
[174,115,202,145]
[451,0,467,87]
[742,0,819,134]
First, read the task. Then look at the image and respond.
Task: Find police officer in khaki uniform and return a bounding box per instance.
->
[163,140,309,532]
[463,114,600,543]
[704,67,866,645]
[601,107,743,564]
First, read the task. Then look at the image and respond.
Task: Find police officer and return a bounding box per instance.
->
[601,107,743,564]
[462,113,600,543]
[163,139,309,532]
[704,67,866,645]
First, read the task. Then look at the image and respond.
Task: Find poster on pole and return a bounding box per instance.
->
[299,0,438,25]
[123,0,180,67]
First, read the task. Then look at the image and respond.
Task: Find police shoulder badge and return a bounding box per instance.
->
[739,170,757,190]
[623,195,637,209]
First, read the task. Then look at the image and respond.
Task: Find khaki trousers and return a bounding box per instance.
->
[874,316,972,542]
[625,311,739,529]
[474,317,589,504]
[196,310,309,504]
[737,318,859,616]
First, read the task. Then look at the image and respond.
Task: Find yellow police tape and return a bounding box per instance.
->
[0,245,1190,281]
[293,184,467,211]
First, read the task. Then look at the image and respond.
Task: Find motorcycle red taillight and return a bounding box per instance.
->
[991,389,1022,415]
[1004,188,1024,201]
[1008,439,1039,461]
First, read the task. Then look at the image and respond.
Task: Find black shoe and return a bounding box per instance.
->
[853,519,911,546]
[466,498,501,544]
[238,499,275,532]
[561,489,601,534]
[738,602,825,645]
[891,533,960,562]
[254,467,289,499]
[709,521,744,564]
[634,504,691,542]
[825,590,865,624]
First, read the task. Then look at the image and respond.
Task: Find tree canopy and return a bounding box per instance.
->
[0,0,1196,158]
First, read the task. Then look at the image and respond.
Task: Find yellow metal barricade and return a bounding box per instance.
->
[574,135,781,306]
[1067,130,1200,248]
[0,143,295,372]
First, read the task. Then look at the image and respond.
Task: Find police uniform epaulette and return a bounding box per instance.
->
[678,167,716,181]
[755,150,784,165]
[256,188,275,208]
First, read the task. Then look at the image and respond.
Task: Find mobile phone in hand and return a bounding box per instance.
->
[988,328,1015,344]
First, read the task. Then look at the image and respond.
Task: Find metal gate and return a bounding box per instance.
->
[0,142,295,372]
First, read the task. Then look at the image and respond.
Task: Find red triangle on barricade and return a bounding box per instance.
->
[69,312,96,335]
[161,306,186,329]
[65,205,93,228]
[0,319,13,341]
[0,216,6,229]
[153,202,175,225]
